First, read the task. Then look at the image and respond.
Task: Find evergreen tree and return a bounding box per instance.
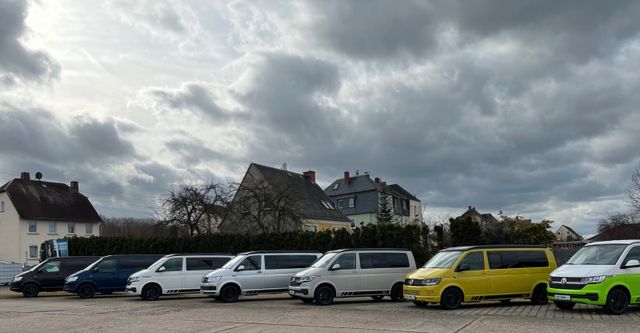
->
[376,190,396,224]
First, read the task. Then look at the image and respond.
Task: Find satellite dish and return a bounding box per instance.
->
[35,172,43,180]
[281,162,287,170]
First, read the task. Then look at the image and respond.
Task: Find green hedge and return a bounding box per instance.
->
[60,224,432,265]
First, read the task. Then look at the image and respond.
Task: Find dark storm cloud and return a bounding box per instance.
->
[0,0,59,81]
[164,137,225,166]
[146,82,236,121]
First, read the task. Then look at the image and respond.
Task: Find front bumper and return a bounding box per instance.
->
[126,282,142,295]
[288,285,311,298]
[63,282,78,293]
[547,285,605,305]
[403,285,441,303]
[200,282,220,295]
[10,282,22,292]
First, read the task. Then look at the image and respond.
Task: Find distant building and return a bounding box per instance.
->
[220,163,352,233]
[456,206,501,231]
[555,224,583,241]
[324,171,423,226]
[0,172,102,265]
[588,224,640,242]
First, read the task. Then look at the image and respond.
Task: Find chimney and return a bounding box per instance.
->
[374,177,380,183]
[70,181,79,193]
[302,170,316,184]
[343,171,350,185]
[20,172,30,181]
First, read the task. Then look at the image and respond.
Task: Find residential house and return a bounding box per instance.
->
[0,172,102,265]
[220,163,352,233]
[324,171,423,226]
[455,206,501,231]
[555,224,583,242]
[588,224,640,242]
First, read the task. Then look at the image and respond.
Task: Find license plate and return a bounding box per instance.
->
[405,295,415,300]
[555,294,571,301]
[288,290,295,295]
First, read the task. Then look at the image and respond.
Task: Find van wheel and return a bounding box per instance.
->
[604,288,629,315]
[219,285,241,303]
[141,284,161,301]
[553,301,575,310]
[314,285,334,305]
[530,285,548,305]
[390,283,404,302]
[371,296,384,301]
[77,284,95,299]
[440,287,463,310]
[22,283,40,298]
[413,301,428,307]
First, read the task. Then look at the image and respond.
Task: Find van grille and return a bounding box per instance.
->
[549,277,585,290]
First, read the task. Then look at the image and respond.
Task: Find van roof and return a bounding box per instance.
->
[328,248,410,253]
[442,245,548,252]
[585,239,640,246]
[101,254,164,258]
[46,256,101,260]
[165,253,234,257]
[238,250,321,255]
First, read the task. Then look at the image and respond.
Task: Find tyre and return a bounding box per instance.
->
[440,287,463,310]
[314,285,335,306]
[500,299,511,305]
[553,301,576,310]
[141,284,162,301]
[77,284,95,299]
[301,298,314,304]
[218,285,241,303]
[390,283,404,302]
[413,301,428,307]
[21,283,40,298]
[371,296,384,301]
[604,288,629,315]
[530,285,548,305]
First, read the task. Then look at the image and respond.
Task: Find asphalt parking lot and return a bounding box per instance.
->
[1,287,640,333]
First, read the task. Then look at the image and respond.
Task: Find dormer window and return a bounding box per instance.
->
[333,183,340,190]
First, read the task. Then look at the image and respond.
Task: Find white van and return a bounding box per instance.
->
[127,254,233,301]
[548,240,640,314]
[200,250,321,302]
[289,248,416,305]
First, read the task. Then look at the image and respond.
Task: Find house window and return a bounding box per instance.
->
[337,199,346,209]
[0,201,4,212]
[304,224,318,232]
[29,246,38,259]
[86,223,93,235]
[333,183,340,190]
[348,198,355,208]
[68,223,76,234]
[28,221,37,233]
[49,222,57,234]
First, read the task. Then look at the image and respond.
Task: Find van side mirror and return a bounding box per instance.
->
[157,266,166,272]
[456,265,470,272]
[623,259,640,268]
[235,265,245,272]
[330,263,341,271]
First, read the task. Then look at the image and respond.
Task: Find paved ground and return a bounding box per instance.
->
[1,286,640,332]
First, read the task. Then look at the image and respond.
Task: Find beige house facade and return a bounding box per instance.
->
[0,173,102,266]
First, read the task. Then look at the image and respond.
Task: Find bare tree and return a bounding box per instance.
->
[222,175,302,233]
[101,216,170,238]
[158,182,234,236]
[629,166,640,216]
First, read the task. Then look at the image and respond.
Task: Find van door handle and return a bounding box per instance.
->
[257,271,262,274]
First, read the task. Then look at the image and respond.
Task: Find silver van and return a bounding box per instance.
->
[289,248,416,305]
[200,250,321,302]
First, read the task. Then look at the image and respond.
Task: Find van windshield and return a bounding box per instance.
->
[82,258,102,271]
[566,244,627,265]
[423,251,462,268]
[311,253,337,268]
[222,256,245,269]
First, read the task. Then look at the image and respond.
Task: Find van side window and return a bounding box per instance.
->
[264,255,318,269]
[488,251,548,269]
[457,252,484,271]
[161,258,183,272]
[212,257,230,269]
[41,261,61,273]
[334,253,356,270]
[239,256,261,270]
[623,247,640,265]
[359,253,410,269]
[121,257,158,271]
[95,259,116,272]
[187,258,213,271]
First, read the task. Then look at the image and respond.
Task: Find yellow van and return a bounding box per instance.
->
[403,245,557,309]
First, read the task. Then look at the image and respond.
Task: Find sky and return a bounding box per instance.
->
[1,0,640,236]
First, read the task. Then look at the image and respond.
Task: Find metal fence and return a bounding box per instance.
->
[0,261,23,285]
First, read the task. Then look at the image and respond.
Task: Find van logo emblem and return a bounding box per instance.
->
[561,278,567,285]
[408,279,413,285]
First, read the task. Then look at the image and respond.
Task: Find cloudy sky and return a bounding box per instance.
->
[2,0,640,235]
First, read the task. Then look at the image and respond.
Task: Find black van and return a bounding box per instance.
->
[10,256,100,297]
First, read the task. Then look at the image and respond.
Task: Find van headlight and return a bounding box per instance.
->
[13,276,22,282]
[298,275,319,283]
[128,276,142,283]
[66,276,78,282]
[410,278,440,286]
[203,276,222,283]
[580,276,606,284]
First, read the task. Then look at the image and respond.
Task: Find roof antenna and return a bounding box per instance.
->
[35,172,43,181]
[355,169,359,176]
[281,162,287,171]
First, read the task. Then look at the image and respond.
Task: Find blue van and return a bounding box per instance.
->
[64,255,162,298]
